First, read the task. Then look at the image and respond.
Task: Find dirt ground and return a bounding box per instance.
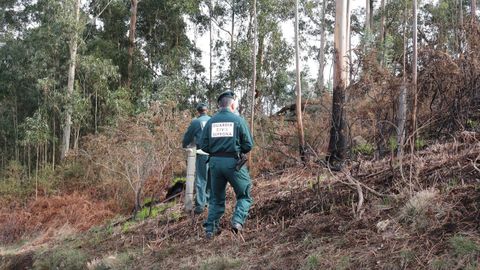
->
[1,139,479,269]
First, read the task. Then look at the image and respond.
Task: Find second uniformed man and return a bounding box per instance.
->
[200,90,254,239]
[182,103,211,214]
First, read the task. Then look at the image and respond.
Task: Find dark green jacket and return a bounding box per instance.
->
[182,113,211,148]
[200,108,254,155]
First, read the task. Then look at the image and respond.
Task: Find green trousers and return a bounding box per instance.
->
[195,154,210,213]
[204,156,253,234]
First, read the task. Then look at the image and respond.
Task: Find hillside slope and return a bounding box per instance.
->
[1,137,479,269]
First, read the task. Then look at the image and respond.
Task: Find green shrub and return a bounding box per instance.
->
[466,119,478,129]
[415,138,427,150]
[388,136,398,152]
[33,248,87,270]
[352,143,375,156]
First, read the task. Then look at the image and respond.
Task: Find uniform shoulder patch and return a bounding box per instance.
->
[211,122,234,138]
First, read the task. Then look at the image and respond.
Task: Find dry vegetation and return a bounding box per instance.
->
[1,39,480,268]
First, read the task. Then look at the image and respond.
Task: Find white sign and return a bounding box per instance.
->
[211,122,234,138]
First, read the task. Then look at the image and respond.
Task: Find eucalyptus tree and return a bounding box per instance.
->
[61,0,82,160]
[472,0,477,25]
[328,0,349,165]
[294,0,306,159]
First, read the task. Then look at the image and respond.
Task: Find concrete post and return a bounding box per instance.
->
[185,147,196,212]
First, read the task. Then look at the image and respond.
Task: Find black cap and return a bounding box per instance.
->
[196,103,208,111]
[217,90,236,103]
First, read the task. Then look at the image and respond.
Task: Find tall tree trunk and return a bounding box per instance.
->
[209,0,214,106]
[328,0,348,165]
[255,33,265,112]
[472,0,477,25]
[295,0,306,159]
[250,0,257,130]
[460,0,464,25]
[380,0,386,66]
[315,0,327,96]
[346,0,352,88]
[365,0,371,33]
[61,0,81,160]
[52,117,55,170]
[369,0,374,30]
[35,145,39,199]
[95,89,98,133]
[412,0,418,139]
[397,2,408,158]
[230,0,235,91]
[459,0,464,54]
[13,96,19,161]
[248,0,257,168]
[127,0,138,97]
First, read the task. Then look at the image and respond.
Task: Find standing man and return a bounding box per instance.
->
[200,90,254,239]
[182,103,211,214]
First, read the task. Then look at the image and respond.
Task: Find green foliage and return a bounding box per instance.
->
[121,221,135,234]
[430,258,452,270]
[304,254,319,270]
[173,177,186,184]
[449,235,479,257]
[33,248,87,270]
[61,162,85,180]
[466,119,478,129]
[169,210,182,222]
[388,136,398,152]
[415,138,427,150]
[200,256,242,270]
[20,110,50,146]
[352,142,375,156]
[106,87,134,124]
[0,161,29,199]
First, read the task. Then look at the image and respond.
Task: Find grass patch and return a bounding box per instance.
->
[200,256,242,270]
[449,235,479,257]
[429,258,452,270]
[400,189,443,231]
[303,253,319,270]
[336,255,351,270]
[33,248,87,270]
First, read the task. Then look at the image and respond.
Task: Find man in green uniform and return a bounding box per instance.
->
[200,91,254,239]
[182,103,211,214]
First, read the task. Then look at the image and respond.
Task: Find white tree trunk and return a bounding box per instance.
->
[412,0,418,135]
[127,0,138,95]
[346,0,351,88]
[316,0,327,95]
[209,0,214,93]
[397,2,408,157]
[61,0,81,160]
[472,0,477,25]
[230,0,235,91]
[380,0,386,66]
[295,0,306,159]
[365,0,371,32]
[250,0,257,134]
[248,0,257,168]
